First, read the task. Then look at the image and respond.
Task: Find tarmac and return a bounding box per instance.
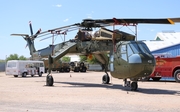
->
[0,71,180,112]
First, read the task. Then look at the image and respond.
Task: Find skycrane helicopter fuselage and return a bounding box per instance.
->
[11,17,180,91]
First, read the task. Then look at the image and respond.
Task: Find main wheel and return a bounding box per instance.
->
[102,74,110,84]
[174,69,180,82]
[46,75,54,86]
[131,82,138,91]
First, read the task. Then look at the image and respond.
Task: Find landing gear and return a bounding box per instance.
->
[124,79,138,91]
[46,74,54,86]
[102,63,110,84]
[102,74,110,84]
[131,82,138,91]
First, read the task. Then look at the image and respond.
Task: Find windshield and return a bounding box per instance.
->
[129,42,151,54]
[138,43,151,53]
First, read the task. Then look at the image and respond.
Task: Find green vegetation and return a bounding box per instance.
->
[79,55,99,64]
[61,56,71,62]
[87,55,99,64]
[0,59,5,63]
[6,54,27,61]
[79,55,87,62]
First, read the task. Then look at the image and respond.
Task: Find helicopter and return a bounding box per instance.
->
[11,17,180,91]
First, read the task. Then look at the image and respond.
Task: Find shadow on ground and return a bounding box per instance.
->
[54,81,180,95]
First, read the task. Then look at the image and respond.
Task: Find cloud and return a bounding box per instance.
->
[150,29,155,32]
[86,14,92,19]
[86,11,94,19]
[63,18,69,22]
[55,4,62,8]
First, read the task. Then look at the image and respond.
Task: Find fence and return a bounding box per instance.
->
[0,62,5,72]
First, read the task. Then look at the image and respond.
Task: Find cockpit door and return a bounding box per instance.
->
[114,44,130,75]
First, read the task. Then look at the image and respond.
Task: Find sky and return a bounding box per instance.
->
[0,0,180,59]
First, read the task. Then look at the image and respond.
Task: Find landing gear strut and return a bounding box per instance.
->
[46,55,54,86]
[124,79,138,91]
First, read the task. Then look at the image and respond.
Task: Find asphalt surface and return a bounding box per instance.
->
[0,71,180,112]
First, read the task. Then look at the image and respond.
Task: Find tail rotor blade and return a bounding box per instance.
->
[29,21,33,36]
[25,44,28,48]
[33,28,41,39]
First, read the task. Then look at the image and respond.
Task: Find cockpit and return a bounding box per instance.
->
[117,41,153,63]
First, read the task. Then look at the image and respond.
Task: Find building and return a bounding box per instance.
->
[144,32,180,57]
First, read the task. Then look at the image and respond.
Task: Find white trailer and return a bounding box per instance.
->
[6,60,45,77]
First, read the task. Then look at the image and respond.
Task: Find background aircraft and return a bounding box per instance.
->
[11,17,180,91]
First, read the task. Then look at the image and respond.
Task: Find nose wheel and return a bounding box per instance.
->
[124,79,138,91]
[131,82,138,91]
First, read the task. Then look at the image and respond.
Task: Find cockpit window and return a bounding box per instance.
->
[120,45,127,61]
[129,42,151,54]
[121,45,126,52]
[138,43,151,53]
[129,43,140,53]
[127,44,133,56]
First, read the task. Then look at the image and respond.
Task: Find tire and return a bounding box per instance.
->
[174,69,180,83]
[74,67,79,72]
[45,68,48,73]
[39,72,42,77]
[152,77,161,81]
[102,74,110,84]
[80,67,87,72]
[14,75,18,77]
[22,72,27,77]
[46,75,54,86]
[131,82,138,91]
[80,62,84,67]
[65,68,70,72]
[59,68,64,73]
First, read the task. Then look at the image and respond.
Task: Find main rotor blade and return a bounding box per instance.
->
[35,26,79,39]
[82,17,180,26]
[30,24,78,39]
[39,27,79,41]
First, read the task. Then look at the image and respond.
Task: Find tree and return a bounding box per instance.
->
[87,55,98,64]
[79,55,87,62]
[61,56,71,62]
[19,55,27,60]
[79,55,99,64]
[6,54,27,61]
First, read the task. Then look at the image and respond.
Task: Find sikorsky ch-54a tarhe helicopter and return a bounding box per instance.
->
[11,17,180,91]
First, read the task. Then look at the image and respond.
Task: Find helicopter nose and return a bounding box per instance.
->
[129,54,142,63]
